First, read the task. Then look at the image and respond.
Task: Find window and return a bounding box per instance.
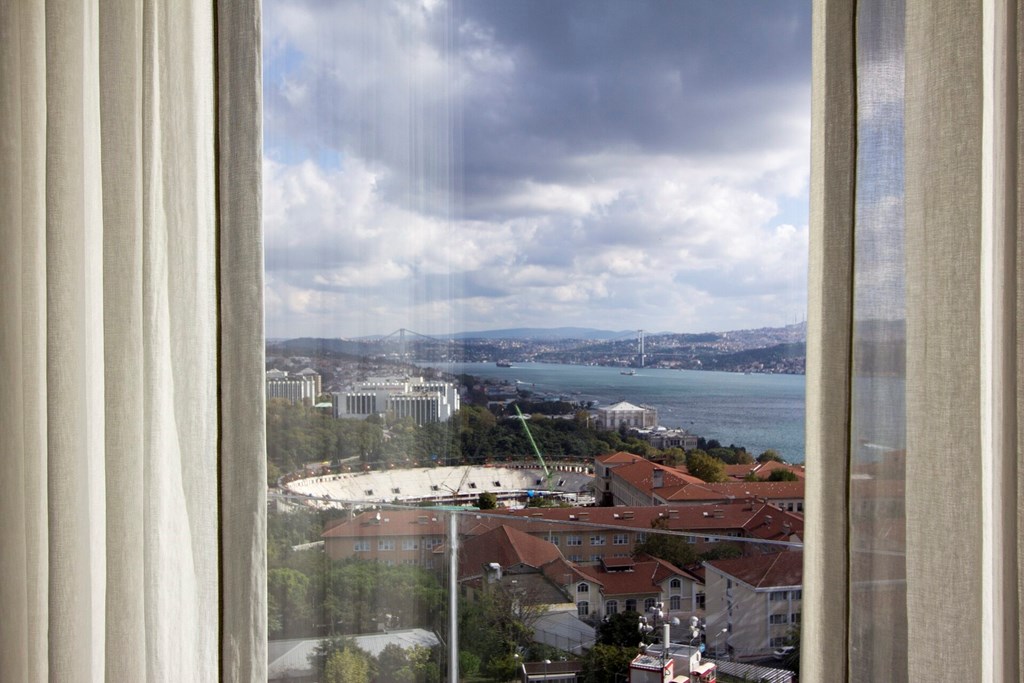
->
[606,600,619,615]
[769,614,788,625]
[402,539,418,550]
[353,540,370,552]
[625,599,637,613]
[696,593,706,610]
[769,591,788,601]
[577,602,589,618]
[260,2,822,679]
[791,612,801,624]
[670,596,681,610]
[577,583,589,594]
[791,589,802,600]
[644,598,657,611]
[378,539,395,551]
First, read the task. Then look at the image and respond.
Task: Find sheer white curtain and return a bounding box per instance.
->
[806,0,1021,680]
[0,1,265,681]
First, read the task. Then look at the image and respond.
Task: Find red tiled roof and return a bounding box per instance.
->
[720,461,806,481]
[459,524,564,579]
[321,509,448,538]
[541,556,590,586]
[656,480,804,502]
[577,558,691,597]
[611,460,705,492]
[596,451,647,465]
[705,550,803,589]
[498,502,802,539]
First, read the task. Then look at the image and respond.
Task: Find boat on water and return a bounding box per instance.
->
[496,360,513,368]
[620,369,636,376]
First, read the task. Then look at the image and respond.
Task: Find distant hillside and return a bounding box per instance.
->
[268,337,375,358]
[451,327,634,341]
[697,342,806,369]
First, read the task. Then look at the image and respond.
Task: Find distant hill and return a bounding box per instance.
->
[451,327,635,341]
[697,342,806,368]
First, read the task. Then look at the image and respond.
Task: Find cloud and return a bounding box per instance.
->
[262,0,811,338]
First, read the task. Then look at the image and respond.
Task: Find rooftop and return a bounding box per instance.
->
[704,550,803,589]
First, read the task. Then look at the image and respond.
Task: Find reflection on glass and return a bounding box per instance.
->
[263,1,810,681]
[850,0,907,679]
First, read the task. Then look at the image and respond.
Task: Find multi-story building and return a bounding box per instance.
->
[596,401,657,429]
[266,368,321,405]
[631,426,700,451]
[321,510,448,569]
[595,452,805,512]
[702,551,802,660]
[332,376,459,425]
[569,555,702,623]
[321,503,803,567]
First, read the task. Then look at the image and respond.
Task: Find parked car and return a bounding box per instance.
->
[773,645,795,661]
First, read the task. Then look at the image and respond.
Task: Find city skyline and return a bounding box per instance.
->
[263,0,812,339]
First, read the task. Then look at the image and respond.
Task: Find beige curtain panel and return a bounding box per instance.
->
[805,0,1022,680]
[0,1,265,681]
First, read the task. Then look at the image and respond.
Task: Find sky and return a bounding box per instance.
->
[263,0,812,339]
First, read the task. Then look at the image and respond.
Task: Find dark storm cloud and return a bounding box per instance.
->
[452,1,809,206]
[261,0,812,337]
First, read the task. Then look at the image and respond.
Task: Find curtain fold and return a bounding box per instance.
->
[808,0,1021,680]
[804,1,856,680]
[0,1,265,680]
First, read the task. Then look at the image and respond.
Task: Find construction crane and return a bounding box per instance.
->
[513,404,553,490]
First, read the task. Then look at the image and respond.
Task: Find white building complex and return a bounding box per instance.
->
[332,376,460,425]
[265,368,321,405]
[596,400,657,429]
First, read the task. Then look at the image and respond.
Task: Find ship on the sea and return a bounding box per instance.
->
[620,369,636,376]
[496,360,513,368]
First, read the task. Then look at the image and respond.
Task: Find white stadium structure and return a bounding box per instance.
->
[281,464,595,508]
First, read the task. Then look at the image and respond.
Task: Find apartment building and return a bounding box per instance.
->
[321,503,803,567]
[266,368,321,405]
[702,551,802,659]
[595,452,805,512]
[332,376,460,425]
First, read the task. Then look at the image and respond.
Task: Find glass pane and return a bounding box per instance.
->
[263,2,810,681]
[850,0,907,678]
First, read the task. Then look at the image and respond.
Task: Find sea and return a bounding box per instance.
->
[427,362,806,463]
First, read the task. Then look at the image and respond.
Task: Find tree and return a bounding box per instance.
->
[597,610,643,647]
[699,543,743,562]
[634,518,698,568]
[581,644,637,683]
[757,449,784,463]
[477,491,498,510]
[323,647,370,683]
[267,567,311,638]
[767,468,799,482]
[782,623,801,672]
[685,450,727,483]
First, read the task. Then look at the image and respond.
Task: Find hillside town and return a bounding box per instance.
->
[266,361,805,682]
